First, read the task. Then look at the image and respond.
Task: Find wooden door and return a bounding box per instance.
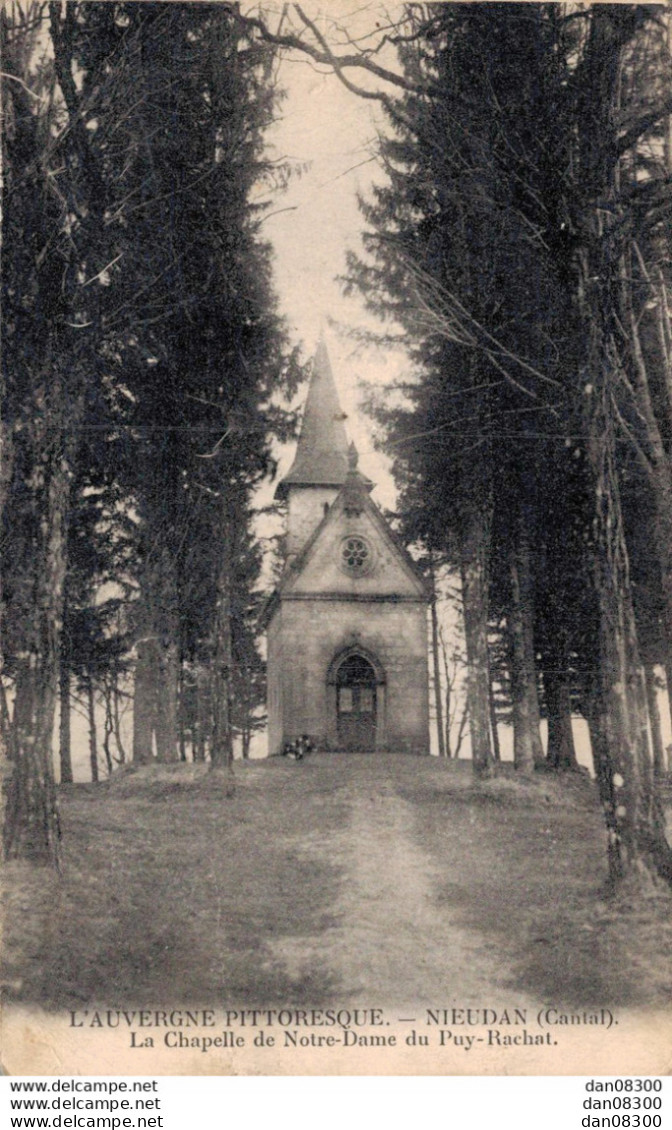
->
[336,655,377,751]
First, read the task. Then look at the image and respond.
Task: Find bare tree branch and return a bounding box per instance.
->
[227,2,424,98]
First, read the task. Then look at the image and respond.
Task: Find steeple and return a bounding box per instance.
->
[275,336,350,499]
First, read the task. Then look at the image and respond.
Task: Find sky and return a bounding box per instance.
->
[259,1,408,510]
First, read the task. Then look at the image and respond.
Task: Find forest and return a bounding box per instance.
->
[2,1,672,892]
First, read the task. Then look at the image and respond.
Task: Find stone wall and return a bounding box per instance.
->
[267,597,429,755]
[286,486,339,556]
[289,504,423,599]
[266,609,284,757]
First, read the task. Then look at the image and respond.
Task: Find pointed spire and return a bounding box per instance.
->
[276,337,351,497]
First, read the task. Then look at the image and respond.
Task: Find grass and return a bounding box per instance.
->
[2,756,671,1012]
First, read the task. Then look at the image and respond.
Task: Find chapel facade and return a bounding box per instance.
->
[263,338,430,755]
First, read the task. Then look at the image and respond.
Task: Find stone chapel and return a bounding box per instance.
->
[263,338,430,755]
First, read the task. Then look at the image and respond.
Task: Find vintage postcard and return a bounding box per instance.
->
[2,0,671,1078]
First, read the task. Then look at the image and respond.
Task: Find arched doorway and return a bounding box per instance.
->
[335,653,377,751]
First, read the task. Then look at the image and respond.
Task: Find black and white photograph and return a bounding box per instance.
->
[1,0,671,1078]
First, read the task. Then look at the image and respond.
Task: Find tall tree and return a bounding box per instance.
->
[568,4,672,881]
[346,5,579,775]
[1,1,101,859]
[339,3,671,879]
[2,1,299,860]
[46,2,299,769]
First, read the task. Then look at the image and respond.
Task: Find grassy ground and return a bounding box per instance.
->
[3,755,671,1012]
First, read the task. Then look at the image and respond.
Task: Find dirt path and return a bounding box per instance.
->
[4,756,671,1076]
[4,754,671,1016]
[270,759,539,1011]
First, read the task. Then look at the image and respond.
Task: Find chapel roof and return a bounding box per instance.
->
[275,336,351,498]
[260,451,429,629]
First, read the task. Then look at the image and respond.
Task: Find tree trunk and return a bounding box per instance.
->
[655,484,672,720]
[86,676,99,783]
[430,567,446,757]
[439,627,453,757]
[155,639,178,763]
[444,678,453,758]
[193,663,207,763]
[178,660,187,763]
[112,667,127,764]
[210,557,234,770]
[488,658,501,762]
[102,680,114,775]
[573,5,672,883]
[545,664,579,771]
[3,431,70,863]
[624,253,672,752]
[58,649,73,785]
[134,527,180,764]
[241,723,251,761]
[587,393,671,883]
[132,640,155,764]
[542,621,579,771]
[0,43,89,861]
[584,685,625,880]
[150,540,180,763]
[665,660,672,742]
[644,665,666,779]
[454,702,469,760]
[508,514,544,773]
[459,499,494,776]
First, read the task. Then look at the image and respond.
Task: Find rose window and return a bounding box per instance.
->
[341,536,370,573]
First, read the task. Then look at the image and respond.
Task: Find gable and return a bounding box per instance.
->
[282,491,428,600]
